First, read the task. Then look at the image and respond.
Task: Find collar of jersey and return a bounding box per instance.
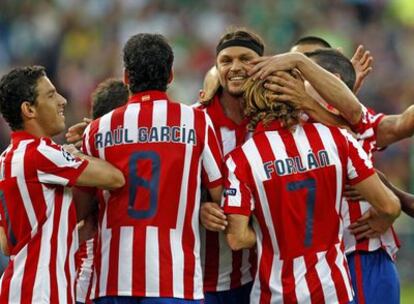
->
[254,120,285,134]
[11,130,51,144]
[128,90,169,104]
[206,94,249,130]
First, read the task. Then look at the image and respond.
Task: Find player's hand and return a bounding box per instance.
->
[264,70,312,110]
[200,202,228,232]
[78,213,98,243]
[199,66,220,103]
[348,208,391,240]
[351,45,373,94]
[65,117,92,147]
[343,184,365,201]
[248,53,303,80]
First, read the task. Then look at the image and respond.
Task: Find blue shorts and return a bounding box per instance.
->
[93,296,202,304]
[347,249,400,304]
[204,281,253,304]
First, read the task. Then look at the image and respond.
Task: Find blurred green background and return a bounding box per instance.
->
[0,0,413,301]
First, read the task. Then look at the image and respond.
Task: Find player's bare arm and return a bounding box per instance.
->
[351,45,373,94]
[349,173,401,239]
[0,227,9,256]
[249,52,363,125]
[265,70,350,128]
[200,185,227,231]
[376,170,414,218]
[63,144,125,190]
[225,214,256,251]
[375,105,414,148]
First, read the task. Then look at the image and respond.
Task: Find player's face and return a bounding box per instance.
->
[216,47,259,97]
[290,44,322,54]
[33,76,67,137]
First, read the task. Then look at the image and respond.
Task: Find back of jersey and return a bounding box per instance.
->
[224,121,374,304]
[83,91,222,300]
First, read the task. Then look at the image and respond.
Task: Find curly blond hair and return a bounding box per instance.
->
[243,78,299,131]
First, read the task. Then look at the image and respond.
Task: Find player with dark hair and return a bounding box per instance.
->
[290,35,332,53]
[74,79,129,304]
[222,76,400,303]
[197,27,264,304]
[0,66,125,303]
[82,33,223,304]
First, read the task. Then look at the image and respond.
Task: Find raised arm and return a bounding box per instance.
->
[375,105,414,148]
[249,53,363,125]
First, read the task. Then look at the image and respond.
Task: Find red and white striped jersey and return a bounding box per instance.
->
[342,105,400,259]
[223,121,375,304]
[0,131,88,303]
[197,95,255,292]
[83,91,223,300]
[75,238,96,304]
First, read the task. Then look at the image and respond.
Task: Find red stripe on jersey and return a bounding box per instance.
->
[203,231,219,290]
[230,251,242,289]
[21,241,40,304]
[0,259,13,302]
[354,253,366,304]
[325,246,349,303]
[304,254,324,304]
[50,190,63,303]
[281,260,298,303]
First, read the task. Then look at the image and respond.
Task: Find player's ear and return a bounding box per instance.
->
[123,68,130,85]
[21,101,36,119]
[167,69,174,84]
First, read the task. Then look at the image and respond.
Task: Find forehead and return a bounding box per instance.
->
[217,46,260,59]
[36,76,55,94]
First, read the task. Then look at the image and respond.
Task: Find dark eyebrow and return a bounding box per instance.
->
[46,88,56,95]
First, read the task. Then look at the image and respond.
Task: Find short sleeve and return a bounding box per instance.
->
[222,153,254,216]
[201,112,223,188]
[34,139,88,187]
[342,130,376,185]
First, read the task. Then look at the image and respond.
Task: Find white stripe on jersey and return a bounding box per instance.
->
[12,140,37,230]
[202,113,222,183]
[146,226,160,296]
[170,105,194,298]
[242,138,280,255]
[98,111,113,160]
[250,220,263,302]
[225,157,242,208]
[123,103,140,140]
[268,257,283,304]
[294,257,311,304]
[315,251,339,303]
[334,244,353,300]
[83,124,92,156]
[0,145,12,180]
[317,125,344,231]
[152,99,168,127]
[56,188,73,303]
[31,185,55,302]
[220,128,236,156]
[37,170,70,185]
[37,139,83,169]
[8,246,28,303]
[98,191,111,296]
[118,227,133,295]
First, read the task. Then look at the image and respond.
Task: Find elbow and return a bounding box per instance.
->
[381,194,401,220]
[106,171,125,190]
[347,106,363,126]
[226,233,246,251]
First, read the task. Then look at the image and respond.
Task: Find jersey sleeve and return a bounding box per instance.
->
[201,112,223,188]
[222,152,254,216]
[351,105,385,151]
[342,129,375,185]
[33,138,88,187]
